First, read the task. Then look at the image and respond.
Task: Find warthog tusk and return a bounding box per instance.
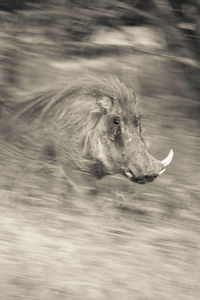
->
[159,168,166,175]
[161,149,174,167]
[125,171,133,178]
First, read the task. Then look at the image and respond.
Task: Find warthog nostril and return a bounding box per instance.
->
[143,174,158,182]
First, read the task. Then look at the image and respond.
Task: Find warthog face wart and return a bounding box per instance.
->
[16,77,173,184]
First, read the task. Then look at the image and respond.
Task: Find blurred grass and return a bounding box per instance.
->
[0,5,200,300]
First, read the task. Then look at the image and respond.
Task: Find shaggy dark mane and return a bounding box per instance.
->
[15,77,137,122]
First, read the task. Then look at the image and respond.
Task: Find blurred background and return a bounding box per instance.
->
[0,1,200,299]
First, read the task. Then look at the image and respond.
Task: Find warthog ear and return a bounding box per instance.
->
[97,96,113,113]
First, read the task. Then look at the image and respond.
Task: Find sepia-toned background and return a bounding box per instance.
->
[0,1,199,299]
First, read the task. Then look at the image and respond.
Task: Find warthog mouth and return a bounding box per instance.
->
[123,170,158,184]
[123,149,174,184]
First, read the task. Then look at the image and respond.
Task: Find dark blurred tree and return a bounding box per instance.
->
[0,0,42,11]
[0,0,25,11]
[0,0,199,92]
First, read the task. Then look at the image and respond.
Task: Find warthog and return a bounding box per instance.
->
[5,77,173,186]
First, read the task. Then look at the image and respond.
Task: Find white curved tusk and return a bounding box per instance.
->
[161,149,174,167]
[159,168,166,175]
[125,171,133,178]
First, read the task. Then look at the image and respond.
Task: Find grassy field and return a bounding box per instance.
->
[0,51,200,299]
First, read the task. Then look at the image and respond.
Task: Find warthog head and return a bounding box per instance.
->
[78,78,173,184]
[17,77,173,184]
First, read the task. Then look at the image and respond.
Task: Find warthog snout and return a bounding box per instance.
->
[124,149,174,184]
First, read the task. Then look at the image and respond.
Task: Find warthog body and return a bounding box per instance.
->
[1,77,173,188]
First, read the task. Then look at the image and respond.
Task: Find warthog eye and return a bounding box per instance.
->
[107,115,121,141]
[113,117,120,125]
